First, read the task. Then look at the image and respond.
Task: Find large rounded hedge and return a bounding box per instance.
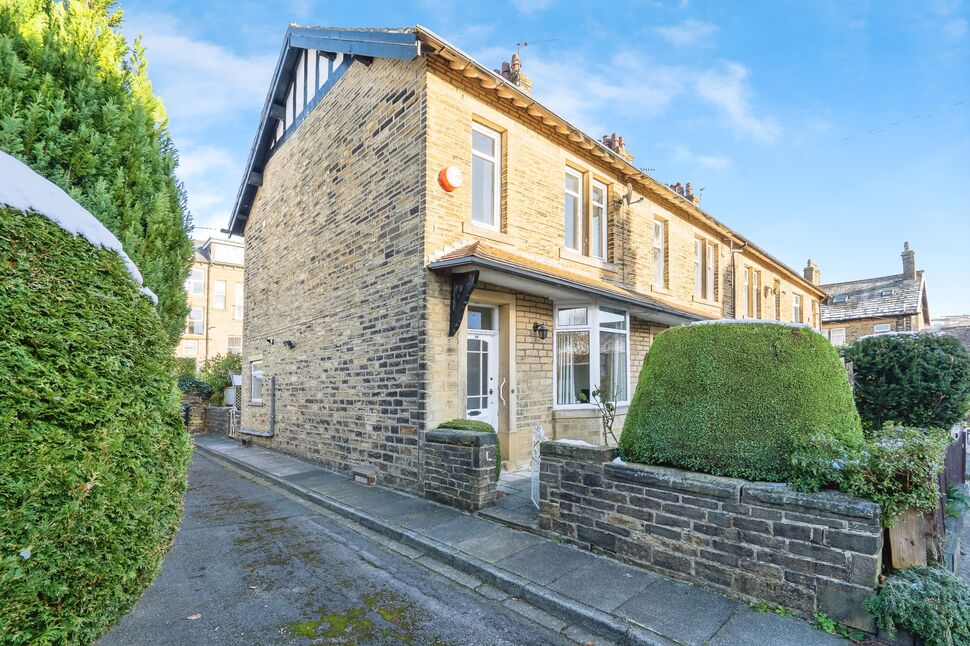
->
[843,332,970,431]
[0,207,191,644]
[619,322,864,482]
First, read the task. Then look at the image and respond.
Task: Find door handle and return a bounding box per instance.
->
[499,378,507,406]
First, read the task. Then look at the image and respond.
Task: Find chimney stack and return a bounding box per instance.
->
[495,52,532,94]
[901,242,916,279]
[803,259,821,285]
[601,133,634,162]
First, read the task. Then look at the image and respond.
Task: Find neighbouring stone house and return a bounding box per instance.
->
[179,237,245,363]
[225,25,825,488]
[820,242,930,346]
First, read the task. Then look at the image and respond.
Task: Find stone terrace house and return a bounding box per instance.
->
[226,25,825,487]
[820,242,930,346]
[179,237,245,364]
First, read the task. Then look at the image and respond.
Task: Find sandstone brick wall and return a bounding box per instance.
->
[823,314,922,345]
[423,428,497,511]
[181,391,210,434]
[539,442,882,632]
[204,406,231,436]
[240,56,428,490]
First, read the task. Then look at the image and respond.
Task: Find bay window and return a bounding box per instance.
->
[564,169,583,252]
[555,305,629,407]
[471,123,501,228]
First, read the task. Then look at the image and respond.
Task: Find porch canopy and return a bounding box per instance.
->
[428,241,707,332]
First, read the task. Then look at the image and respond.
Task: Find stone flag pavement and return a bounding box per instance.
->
[192,434,844,645]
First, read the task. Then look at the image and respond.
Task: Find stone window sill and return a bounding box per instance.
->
[691,295,719,307]
[651,285,673,296]
[462,221,511,244]
[559,247,618,272]
[552,405,629,418]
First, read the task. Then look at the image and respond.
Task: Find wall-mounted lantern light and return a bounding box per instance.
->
[532,322,549,340]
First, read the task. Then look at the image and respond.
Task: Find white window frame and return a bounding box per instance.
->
[233,283,244,320]
[792,294,802,323]
[590,179,608,260]
[829,328,846,346]
[186,306,204,335]
[471,122,501,229]
[552,303,630,410]
[213,280,226,310]
[181,340,198,357]
[873,323,892,333]
[564,168,584,252]
[227,336,242,354]
[250,361,264,403]
[653,219,666,289]
[185,267,204,296]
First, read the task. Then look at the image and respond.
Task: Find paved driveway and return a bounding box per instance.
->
[99,453,565,645]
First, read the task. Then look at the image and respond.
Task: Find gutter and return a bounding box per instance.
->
[428,255,706,324]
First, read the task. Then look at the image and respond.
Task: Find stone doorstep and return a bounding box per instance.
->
[192,438,839,646]
[193,439,676,644]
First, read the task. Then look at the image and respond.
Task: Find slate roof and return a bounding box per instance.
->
[820,271,925,323]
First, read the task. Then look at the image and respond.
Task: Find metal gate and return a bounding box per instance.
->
[530,424,546,508]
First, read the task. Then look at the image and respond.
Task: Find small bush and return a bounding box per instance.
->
[174,357,197,380]
[866,566,970,646]
[177,376,212,395]
[845,333,970,431]
[199,352,242,404]
[0,208,191,644]
[437,419,502,478]
[844,425,950,526]
[619,322,864,482]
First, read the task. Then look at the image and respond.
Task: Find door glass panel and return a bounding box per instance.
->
[467,306,494,330]
[466,336,491,415]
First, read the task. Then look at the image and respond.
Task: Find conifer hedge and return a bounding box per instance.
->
[0,207,191,645]
[0,0,193,345]
[843,332,970,431]
[619,322,864,482]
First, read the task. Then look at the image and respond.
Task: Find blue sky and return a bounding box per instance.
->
[123,0,969,316]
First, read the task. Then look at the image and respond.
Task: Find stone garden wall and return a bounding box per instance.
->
[204,406,231,436]
[539,442,882,632]
[423,429,497,512]
[181,391,210,434]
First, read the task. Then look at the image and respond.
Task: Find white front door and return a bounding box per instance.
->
[466,306,499,430]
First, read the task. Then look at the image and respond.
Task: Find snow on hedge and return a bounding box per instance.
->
[0,152,157,304]
[691,318,823,335]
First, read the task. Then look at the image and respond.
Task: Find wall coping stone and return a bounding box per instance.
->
[742,482,880,522]
[604,462,746,502]
[540,441,618,462]
[426,428,497,447]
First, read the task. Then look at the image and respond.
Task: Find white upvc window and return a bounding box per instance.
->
[185,267,204,295]
[873,323,891,333]
[233,283,244,320]
[751,270,760,318]
[706,241,715,300]
[742,267,750,318]
[590,180,608,260]
[228,336,242,354]
[564,168,583,252]
[829,328,846,346]
[471,123,501,228]
[792,294,802,323]
[695,238,716,300]
[250,361,264,403]
[181,340,198,357]
[186,307,204,335]
[213,280,226,309]
[653,219,666,289]
[554,305,629,408]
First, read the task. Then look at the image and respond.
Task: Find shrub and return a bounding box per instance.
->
[177,376,213,396]
[844,333,970,431]
[199,352,242,404]
[619,322,864,482]
[174,357,197,380]
[0,208,191,644]
[437,419,502,478]
[842,425,950,526]
[866,566,970,646]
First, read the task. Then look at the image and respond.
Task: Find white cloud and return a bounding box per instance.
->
[654,19,719,47]
[176,146,234,181]
[123,12,276,126]
[694,61,782,143]
[510,0,554,14]
[942,18,968,39]
[669,144,731,170]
